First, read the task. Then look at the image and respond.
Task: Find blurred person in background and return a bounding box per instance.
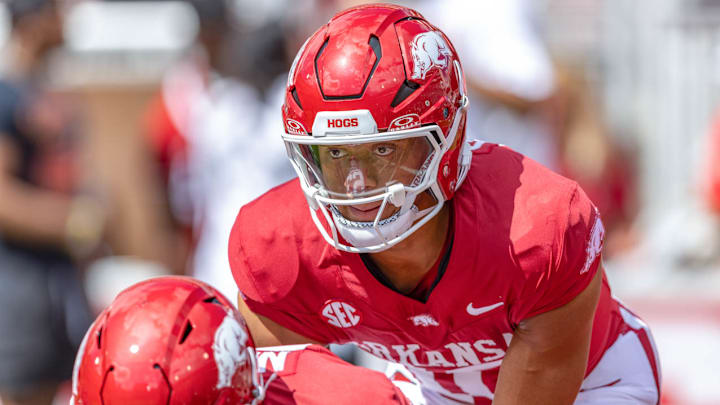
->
[144,0,295,301]
[142,0,227,275]
[550,68,640,258]
[679,104,720,267]
[0,0,96,404]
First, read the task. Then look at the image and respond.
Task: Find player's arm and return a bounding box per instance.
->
[0,136,106,254]
[0,136,73,245]
[492,266,602,405]
[237,293,323,347]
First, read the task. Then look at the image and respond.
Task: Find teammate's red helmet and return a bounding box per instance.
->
[282,4,470,253]
[70,277,263,405]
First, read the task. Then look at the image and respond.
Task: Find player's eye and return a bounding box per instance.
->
[328,148,347,159]
[373,144,395,157]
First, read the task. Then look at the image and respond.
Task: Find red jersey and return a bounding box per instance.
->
[230,144,625,404]
[256,345,409,404]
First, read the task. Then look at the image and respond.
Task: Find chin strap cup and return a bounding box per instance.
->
[388,183,406,207]
[307,186,321,210]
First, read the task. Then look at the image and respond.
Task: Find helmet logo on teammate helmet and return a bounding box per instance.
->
[212,313,249,389]
[410,31,452,80]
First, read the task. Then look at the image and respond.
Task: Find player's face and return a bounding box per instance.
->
[316,137,433,222]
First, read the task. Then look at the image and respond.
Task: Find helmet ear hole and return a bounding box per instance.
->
[204,296,221,305]
[179,321,193,344]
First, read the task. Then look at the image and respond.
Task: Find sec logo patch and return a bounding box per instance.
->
[321,300,361,328]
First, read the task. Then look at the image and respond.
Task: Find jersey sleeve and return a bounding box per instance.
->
[228,198,336,345]
[243,295,333,345]
[509,184,604,325]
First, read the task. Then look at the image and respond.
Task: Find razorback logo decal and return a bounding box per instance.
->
[213,312,249,389]
[410,31,452,80]
[409,313,439,327]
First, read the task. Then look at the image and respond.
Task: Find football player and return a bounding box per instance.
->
[229,4,661,405]
[70,277,410,404]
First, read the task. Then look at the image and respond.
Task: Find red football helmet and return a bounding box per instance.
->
[282,4,471,253]
[70,277,264,405]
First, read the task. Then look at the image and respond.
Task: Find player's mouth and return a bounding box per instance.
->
[347,204,383,222]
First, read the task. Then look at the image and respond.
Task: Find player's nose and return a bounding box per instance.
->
[344,159,378,195]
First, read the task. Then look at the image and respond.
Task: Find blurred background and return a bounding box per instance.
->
[0,0,718,404]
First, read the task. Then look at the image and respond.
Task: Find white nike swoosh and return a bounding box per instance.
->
[466,301,504,316]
